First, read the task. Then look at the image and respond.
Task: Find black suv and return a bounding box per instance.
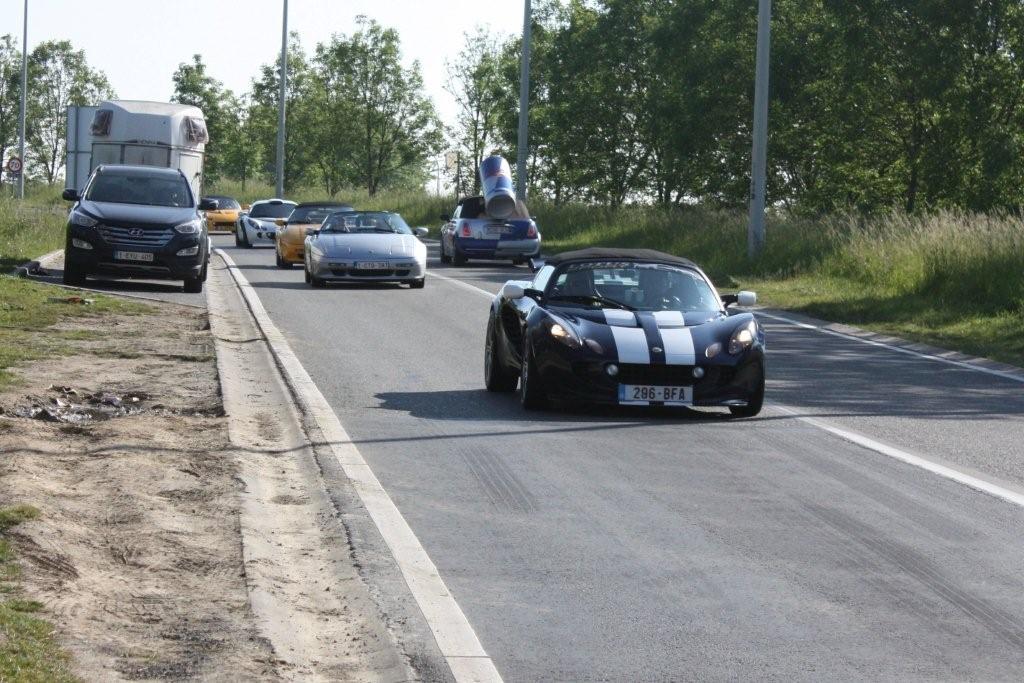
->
[62,165,216,293]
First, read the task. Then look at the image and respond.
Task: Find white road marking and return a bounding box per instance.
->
[772,403,1024,509]
[425,266,1024,510]
[217,250,503,683]
[757,311,1024,384]
[427,270,495,299]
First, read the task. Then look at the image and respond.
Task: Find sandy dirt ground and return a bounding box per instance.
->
[0,302,279,680]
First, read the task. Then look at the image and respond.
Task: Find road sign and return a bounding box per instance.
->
[6,156,22,174]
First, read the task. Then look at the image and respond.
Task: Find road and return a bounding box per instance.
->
[219,235,1024,681]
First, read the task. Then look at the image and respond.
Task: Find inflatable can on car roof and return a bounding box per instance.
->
[479,155,516,219]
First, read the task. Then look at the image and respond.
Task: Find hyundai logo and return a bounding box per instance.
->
[129,228,145,237]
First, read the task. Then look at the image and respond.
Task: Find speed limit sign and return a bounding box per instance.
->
[6,157,22,175]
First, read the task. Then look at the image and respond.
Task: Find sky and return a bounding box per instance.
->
[0,0,527,126]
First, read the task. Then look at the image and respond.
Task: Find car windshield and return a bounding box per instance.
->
[86,172,193,208]
[249,202,295,219]
[547,262,722,313]
[206,196,240,210]
[321,212,413,235]
[289,205,353,224]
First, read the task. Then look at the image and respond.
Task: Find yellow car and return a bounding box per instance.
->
[202,195,245,232]
[275,201,354,268]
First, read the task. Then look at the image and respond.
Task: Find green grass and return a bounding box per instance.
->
[0,276,149,388]
[0,194,66,272]
[0,505,78,682]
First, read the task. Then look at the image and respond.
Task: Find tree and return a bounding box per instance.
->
[172,54,233,185]
[445,29,503,194]
[0,35,22,178]
[26,40,113,184]
[314,18,442,195]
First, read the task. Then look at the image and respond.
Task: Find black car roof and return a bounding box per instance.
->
[295,201,353,207]
[545,248,698,269]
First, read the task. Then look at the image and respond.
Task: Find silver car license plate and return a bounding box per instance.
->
[113,250,154,262]
[618,385,692,405]
[355,261,389,270]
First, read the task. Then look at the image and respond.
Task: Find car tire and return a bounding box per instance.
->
[183,276,204,294]
[310,273,326,288]
[485,317,518,393]
[519,341,548,410]
[63,261,87,286]
[409,278,425,289]
[729,362,765,418]
[234,227,242,247]
[241,228,252,248]
[439,240,451,264]
[304,266,311,284]
[452,249,467,267]
[275,250,291,268]
[512,258,526,266]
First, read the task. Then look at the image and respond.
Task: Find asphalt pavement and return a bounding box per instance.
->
[218,235,1024,681]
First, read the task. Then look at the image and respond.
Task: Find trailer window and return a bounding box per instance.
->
[184,117,209,144]
[90,109,112,136]
[86,172,194,208]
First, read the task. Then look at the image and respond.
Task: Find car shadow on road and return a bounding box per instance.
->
[374,388,733,424]
[248,280,410,291]
[30,268,191,296]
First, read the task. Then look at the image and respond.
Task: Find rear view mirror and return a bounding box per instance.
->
[737,291,757,307]
[198,198,219,211]
[414,227,429,238]
[62,188,80,201]
[501,282,526,300]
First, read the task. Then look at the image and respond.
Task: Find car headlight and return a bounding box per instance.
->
[548,316,581,348]
[174,219,202,235]
[728,320,758,355]
[70,210,98,227]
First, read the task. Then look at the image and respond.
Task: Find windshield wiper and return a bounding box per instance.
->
[547,294,635,311]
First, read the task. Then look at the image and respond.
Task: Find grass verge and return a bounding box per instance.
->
[0,277,149,389]
[0,505,78,682]
[0,195,66,273]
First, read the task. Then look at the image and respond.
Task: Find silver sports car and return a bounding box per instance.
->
[304,210,429,288]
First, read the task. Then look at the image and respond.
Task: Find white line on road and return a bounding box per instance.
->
[757,311,1024,384]
[216,250,503,683]
[427,270,497,299]
[772,403,1024,509]
[426,266,1024,510]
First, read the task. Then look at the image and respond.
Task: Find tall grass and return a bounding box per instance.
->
[0,194,66,272]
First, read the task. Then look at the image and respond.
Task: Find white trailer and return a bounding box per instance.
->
[66,100,208,197]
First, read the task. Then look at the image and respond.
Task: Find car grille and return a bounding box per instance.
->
[98,225,174,248]
[330,268,411,277]
[616,364,697,386]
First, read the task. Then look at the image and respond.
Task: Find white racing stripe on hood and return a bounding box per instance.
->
[660,327,696,365]
[611,327,651,364]
[603,309,637,327]
[653,310,685,328]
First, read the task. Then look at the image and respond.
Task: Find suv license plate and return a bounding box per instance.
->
[619,385,692,405]
[113,251,154,262]
[355,261,389,270]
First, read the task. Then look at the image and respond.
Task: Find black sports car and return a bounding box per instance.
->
[484,248,765,417]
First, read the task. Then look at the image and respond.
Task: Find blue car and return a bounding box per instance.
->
[438,195,541,266]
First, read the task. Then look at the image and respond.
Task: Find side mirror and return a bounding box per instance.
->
[500,282,526,300]
[62,188,80,201]
[737,291,757,307]
[198,198,219,211]
[414,227,429,238]
[274,218,287,227]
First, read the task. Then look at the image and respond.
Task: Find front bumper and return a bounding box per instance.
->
[454,237,541,260]
[244,223,277,245]
[308,254,426,282]
[533,338,764,408]
[66,225,207,280]
[278,239,305,263]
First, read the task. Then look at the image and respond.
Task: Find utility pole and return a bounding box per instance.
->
[747,0,771,259]
[515,0,532,201]
[275,0,288,198]
[17,0,28,200]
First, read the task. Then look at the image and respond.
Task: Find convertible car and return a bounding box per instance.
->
[484,248,764,416]
[276,201,354,267]
[303,210,429,288]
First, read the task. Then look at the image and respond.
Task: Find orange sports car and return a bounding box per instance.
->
[275,201,354,267]
[202,195,245,232]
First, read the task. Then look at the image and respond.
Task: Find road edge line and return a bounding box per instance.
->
[215,249,503,683]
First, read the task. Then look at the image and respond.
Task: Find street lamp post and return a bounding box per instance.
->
[747,0,771,259]
[275,0,288,198]
[17,0,28,200]
[515,0,532,201]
